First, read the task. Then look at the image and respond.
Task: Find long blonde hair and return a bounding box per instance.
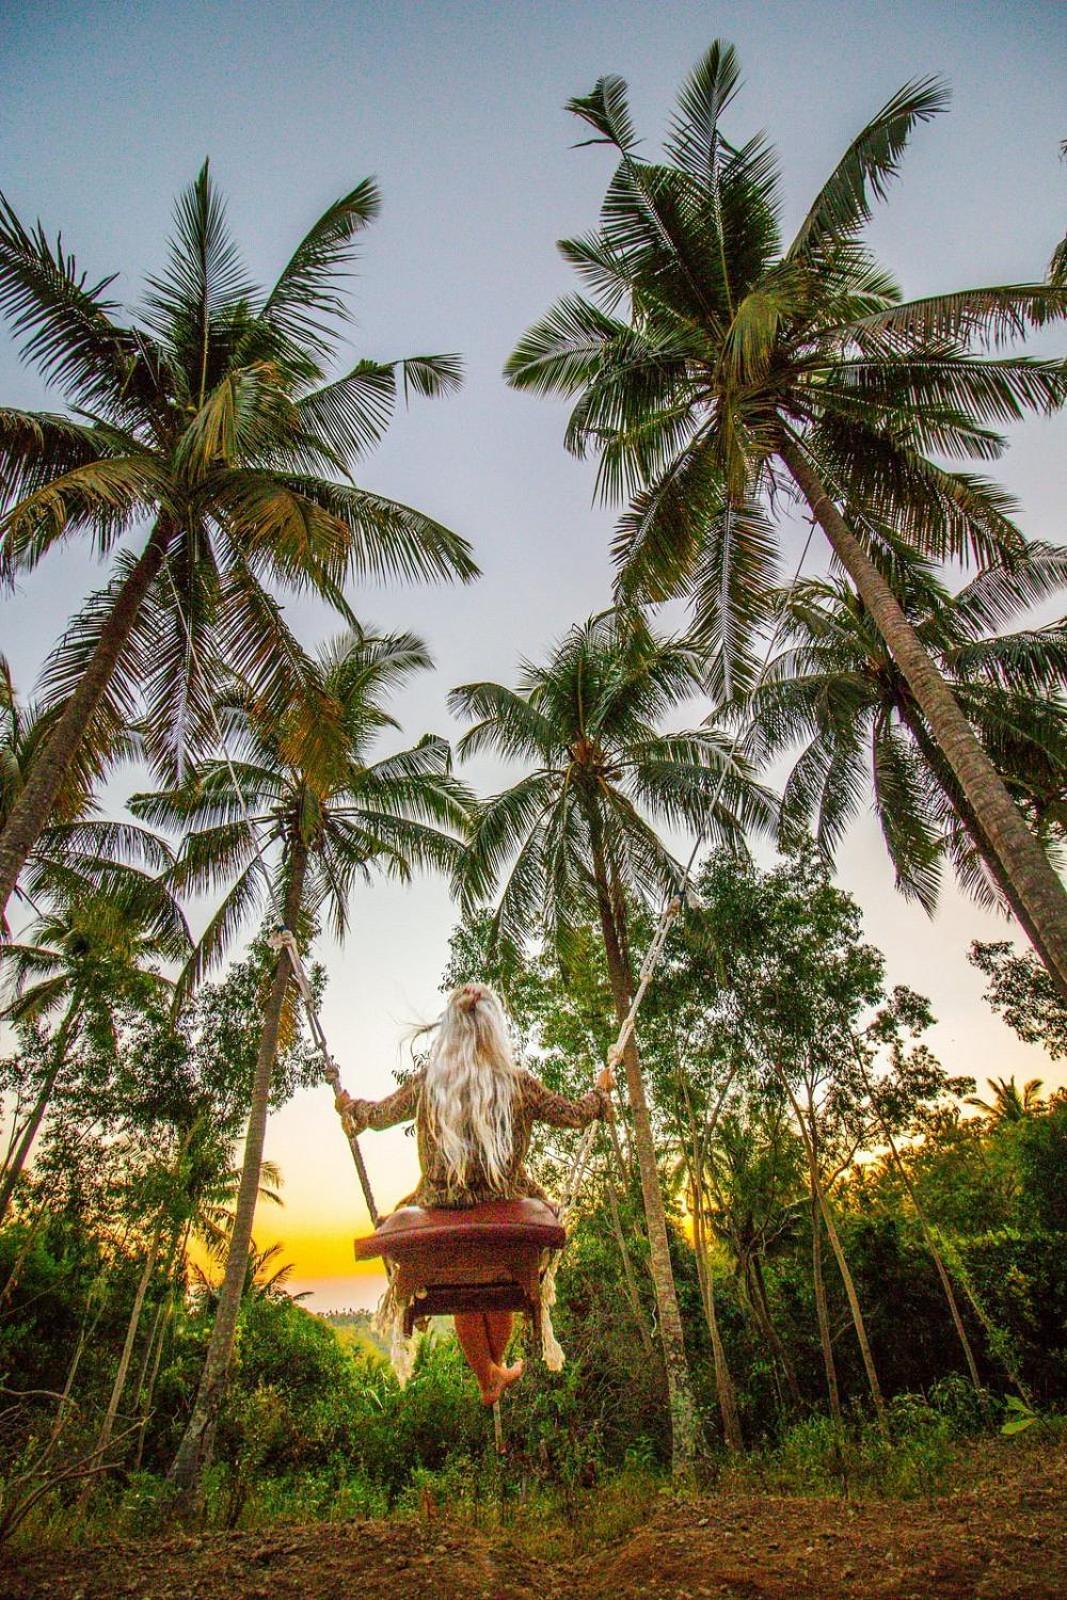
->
[422,982,522,1192]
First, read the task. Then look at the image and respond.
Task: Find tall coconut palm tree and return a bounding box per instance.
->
[450,610,775,1475]
[506,41,1067,990]
[131,628,472,1494]
[0,163,477,919]
[0,881,188,1219]
[744,538,1067,975]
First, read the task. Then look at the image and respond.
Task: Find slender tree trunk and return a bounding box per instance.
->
[131,1224,183,1433]
[0,1003,78,1223]
[134,1293,173,1470]
[900,704,1065,999]
[109,1134,194,1453]
[168,847,306,1497]
[929,1228,1033,1404]
[587,824,697,1475]
[852,1047,985,1397]
[95,1213,166,1458]
[748,1252,804,1412]
[47,1280,108,1449]
[778,438,1067,997]
[602,1159,653,1356]
[0,520,173,920]
[782,1072,887,1431]
[744,1266,788,1418]
[1,1085,29,1179]
[693,1186,743,1451]
[0,1201,48,1312]
[135,1226,188,1471]
[810,1186,842,1425]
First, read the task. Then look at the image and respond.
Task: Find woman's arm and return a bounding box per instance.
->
[522,1071,613,1129]
[336,1072,422,1134]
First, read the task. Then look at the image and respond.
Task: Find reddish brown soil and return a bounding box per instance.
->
[2,1442,1064,1600]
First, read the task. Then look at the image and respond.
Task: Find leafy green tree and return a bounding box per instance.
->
[849,988,985,1395]
[0,881,188,1219]
[1014,1094,1067,1233]
[675,848,893,1425]
[506,40,1067,991]
[970,939,1067,1058]
[133,628,471,1495]
[746,541,1066,970]
[677,1080,805,1422]
[94,939,319,1466]
[0,164,477,918]
[451,610,774,1473]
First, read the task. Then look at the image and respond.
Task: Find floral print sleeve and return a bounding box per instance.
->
[347,1072,423,1133]
[521,1071,610,1129]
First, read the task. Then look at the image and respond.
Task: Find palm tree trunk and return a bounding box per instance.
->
[587,823,697,1475]
[693,1185,743,1451]
[899,704,1065,998]
[1,1085,30,1179]
[168,845,306,1497]
[778,438,1067,997]
[0,520,173,920]
[810,1186,842,1425]
[781,1071,887,1432]
[0,1001,78,1223]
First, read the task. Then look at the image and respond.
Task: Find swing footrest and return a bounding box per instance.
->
[410,1281,530,1319]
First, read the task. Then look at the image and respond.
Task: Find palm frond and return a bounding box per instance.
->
[262,179,380,358]
[789,76,948,259]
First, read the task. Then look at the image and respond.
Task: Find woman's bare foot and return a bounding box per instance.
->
[480,1358,525,1406]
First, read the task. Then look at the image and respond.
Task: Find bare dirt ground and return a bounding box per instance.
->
[2,1441,1064,1600]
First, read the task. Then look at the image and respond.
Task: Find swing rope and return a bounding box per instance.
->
[267,927,384,1232]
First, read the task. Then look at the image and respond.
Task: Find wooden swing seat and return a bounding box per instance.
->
[353,1198,566,1338]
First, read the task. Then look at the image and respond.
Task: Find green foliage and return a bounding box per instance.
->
[1001,1394,1041,1436]
[970,940,1067,1057]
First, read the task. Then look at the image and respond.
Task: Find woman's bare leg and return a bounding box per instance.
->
[485,1311,514,1365]
[454,1312,525,1405]
[454,1312,496,1401]
[485,1311,524,1395]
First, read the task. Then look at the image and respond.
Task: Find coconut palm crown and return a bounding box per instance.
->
[746,538,1067,917]
[505,40,1067,991]
[452,610,775,959]
[0,163,477,918]
[132,627,474,992]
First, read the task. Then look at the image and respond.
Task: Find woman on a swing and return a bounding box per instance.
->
[336,982,614,1405]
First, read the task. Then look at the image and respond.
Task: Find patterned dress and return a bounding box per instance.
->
[345,1069,611,1210]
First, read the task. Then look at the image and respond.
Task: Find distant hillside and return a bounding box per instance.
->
[320,1308,390,1360]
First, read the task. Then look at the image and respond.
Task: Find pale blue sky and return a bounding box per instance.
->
[2,1,1065,1307]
